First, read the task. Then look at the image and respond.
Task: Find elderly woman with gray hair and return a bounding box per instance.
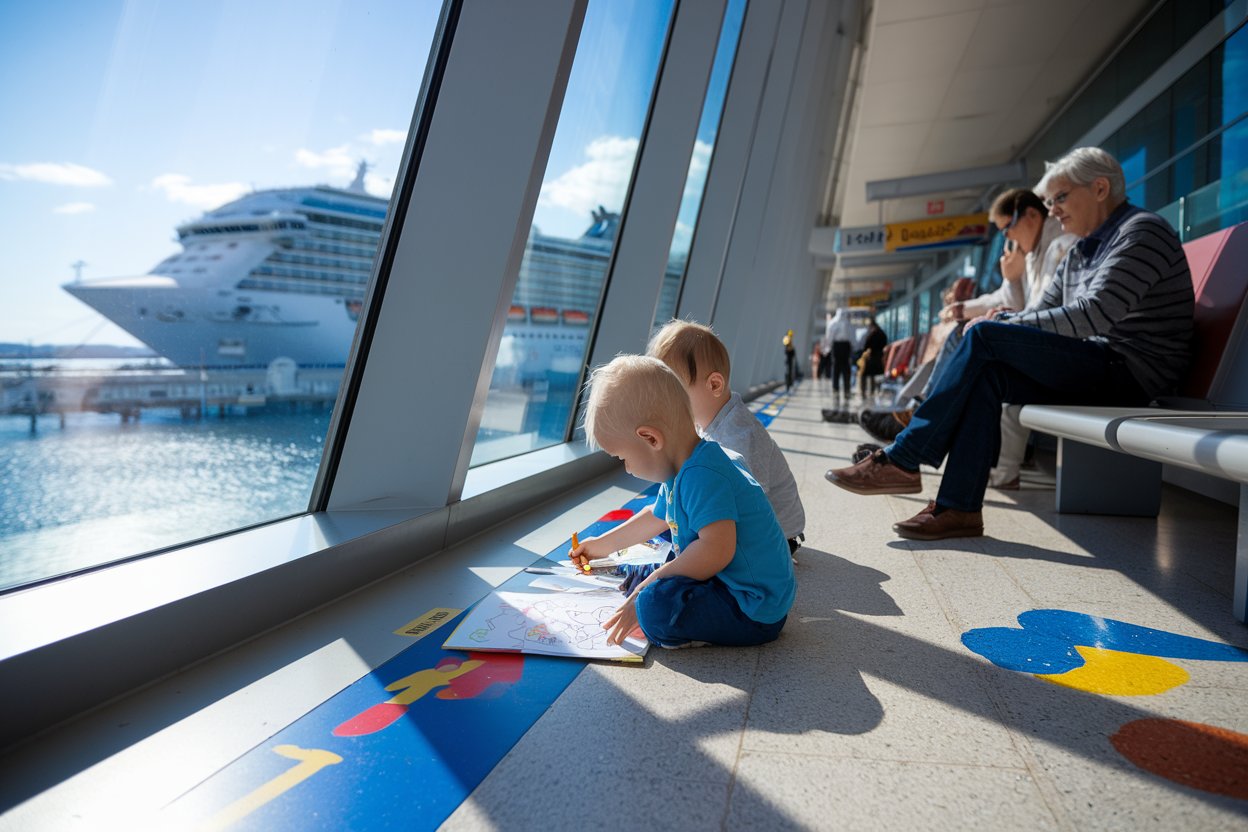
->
[825,147,1194,541]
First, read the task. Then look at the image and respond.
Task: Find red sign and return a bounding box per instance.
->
[926,200,945,215]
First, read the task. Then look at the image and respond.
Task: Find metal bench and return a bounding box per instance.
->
[1016,222,1248,623]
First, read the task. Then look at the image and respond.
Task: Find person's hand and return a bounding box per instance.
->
[965,307,1012,330]
[1000,242,1025,283]
[603,569,661,643]
[569,535,613,570]
[939,302,964,323]
[603,595,642,645]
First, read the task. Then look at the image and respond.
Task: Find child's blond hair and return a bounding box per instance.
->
[647,319,731,385]
[583,355,694,449]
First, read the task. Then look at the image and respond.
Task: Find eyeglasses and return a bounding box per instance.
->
[1043,182,1088,209]
[1003,207,1021,232]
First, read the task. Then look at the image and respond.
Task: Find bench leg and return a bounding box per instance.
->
[1055,438,1162,516]
[1238,484,1247,624]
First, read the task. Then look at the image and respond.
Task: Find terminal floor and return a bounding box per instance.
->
[2,381,1247,830]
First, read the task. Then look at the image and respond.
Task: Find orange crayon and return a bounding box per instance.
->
[572,532,589,571]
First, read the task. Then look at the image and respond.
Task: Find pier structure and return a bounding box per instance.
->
[0,358,342,430]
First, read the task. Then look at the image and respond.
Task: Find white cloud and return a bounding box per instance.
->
[684,140,713,196]
[364,172,395,199]
[539,136,638,217]
[54,202,96,214]
[363,128,406,146]
[294,144,356,180]
[0,162,112,187]
[295,142,400,197]
[150,174,249,209]
[671,220,693,251]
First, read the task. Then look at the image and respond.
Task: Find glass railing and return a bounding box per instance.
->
[1155,122,1248,240]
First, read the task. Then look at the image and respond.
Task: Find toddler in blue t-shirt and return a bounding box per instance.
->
[573,355,795,648]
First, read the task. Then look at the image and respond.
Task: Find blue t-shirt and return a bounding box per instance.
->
[652,440,795,623]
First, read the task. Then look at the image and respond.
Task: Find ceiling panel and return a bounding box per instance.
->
[832,0,1150,231]
[866,11,982,85]
[874,0,987,26]
[827,0,1153,294]
[958,0,1090,70]
[939,64,1046,119]
[858,76,951,127]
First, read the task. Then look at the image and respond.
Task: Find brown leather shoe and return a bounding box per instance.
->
[825,449,921,495]
[893,500,983,540]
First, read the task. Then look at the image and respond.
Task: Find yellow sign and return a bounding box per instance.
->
[394,607,461,639]
[847,291,891,307]
[885,212,989,252]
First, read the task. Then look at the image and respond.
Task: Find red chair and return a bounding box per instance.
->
[1174,222,1248,405]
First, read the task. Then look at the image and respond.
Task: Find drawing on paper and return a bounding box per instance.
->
[446,590,647,660]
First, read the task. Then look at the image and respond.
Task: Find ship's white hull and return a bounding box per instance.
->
[58,182,606,374]
[65,279,361,367]
[65,277,591,378]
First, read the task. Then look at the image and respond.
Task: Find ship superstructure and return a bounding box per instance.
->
[64,168,683,373]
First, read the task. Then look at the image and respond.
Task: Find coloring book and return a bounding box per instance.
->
[442,577,649,662]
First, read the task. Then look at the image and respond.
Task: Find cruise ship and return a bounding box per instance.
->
[64,163,682,375]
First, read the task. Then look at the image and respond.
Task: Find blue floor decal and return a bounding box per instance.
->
[168,487,660,831]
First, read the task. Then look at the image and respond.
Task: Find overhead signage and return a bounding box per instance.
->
[885,212,989,253]
[834,225,887,254]
[836,213,988,255]
[847,291,892,307]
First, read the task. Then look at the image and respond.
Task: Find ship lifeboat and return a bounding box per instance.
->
[561,309,589,326]
[530,306,558,324]
[507,304,527,322]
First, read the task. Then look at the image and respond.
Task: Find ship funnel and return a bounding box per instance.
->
[348,160,369,193]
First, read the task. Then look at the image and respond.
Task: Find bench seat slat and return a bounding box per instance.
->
[1017,406,1212,451]
[1115,416,1248,482]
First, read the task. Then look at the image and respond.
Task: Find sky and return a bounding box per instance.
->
[0,0,738,348]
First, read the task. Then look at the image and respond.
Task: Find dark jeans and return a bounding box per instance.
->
[885,322,1150,513]
[635,575,786,647]
[921,321,965,399]
[831,341,852,395]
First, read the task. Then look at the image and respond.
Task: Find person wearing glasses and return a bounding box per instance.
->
[984,188,1077,488]
[826,147,1193,540]
[857,188,1075,447]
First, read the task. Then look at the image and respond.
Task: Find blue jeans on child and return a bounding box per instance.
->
[634,575,786,648]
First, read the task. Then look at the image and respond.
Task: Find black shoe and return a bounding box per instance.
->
[822,407,856,424]
[852,442,882,463]
[859,409,907,443]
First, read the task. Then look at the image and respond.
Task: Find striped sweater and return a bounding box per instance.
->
[1001,203,1193,398]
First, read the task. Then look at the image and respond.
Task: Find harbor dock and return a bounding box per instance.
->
[0,359,343,430]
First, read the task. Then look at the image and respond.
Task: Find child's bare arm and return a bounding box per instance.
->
[570,505,669,568]
[649,519,735,582]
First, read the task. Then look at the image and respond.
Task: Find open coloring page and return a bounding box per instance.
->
[443,589,648,661]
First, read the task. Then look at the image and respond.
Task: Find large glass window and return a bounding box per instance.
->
[652,0,748,328]
[469,0,675,467]
[0,0,441,590]
[1026,0,1232,180]
[1113,22,1248,238]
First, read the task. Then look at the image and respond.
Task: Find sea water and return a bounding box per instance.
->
[0,399,329,591]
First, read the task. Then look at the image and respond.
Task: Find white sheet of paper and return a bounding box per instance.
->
[443,590,648,660]
[558,542,668,570]
[527,575,619,593]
